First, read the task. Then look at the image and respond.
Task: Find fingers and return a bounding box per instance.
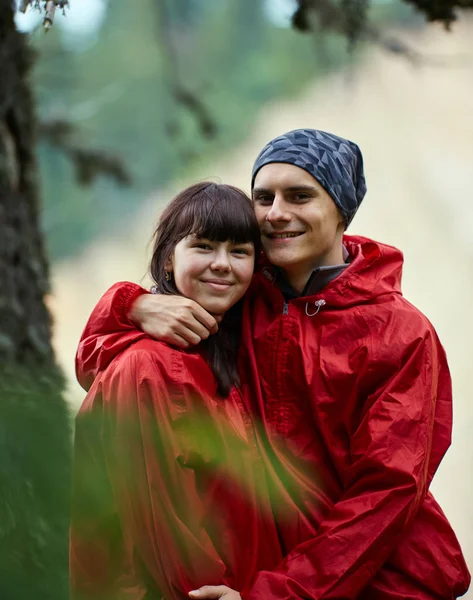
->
[171,302,217,343]
[175,317,209,346]
[188,585,229,599]
[156,319,211,348]
[147,322,202,348]
[131,293,218,346]
[161,333,190,350]
[184,315,213,342]
[191,303,219,335]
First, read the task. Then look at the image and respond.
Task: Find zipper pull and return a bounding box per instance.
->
[305,299,326,317]
[283,301,289,315]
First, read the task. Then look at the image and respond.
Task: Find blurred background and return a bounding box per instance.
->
[7,0,473,596]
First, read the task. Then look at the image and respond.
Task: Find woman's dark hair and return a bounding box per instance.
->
[150,182,261,397]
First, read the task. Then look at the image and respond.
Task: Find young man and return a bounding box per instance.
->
[76,130,470,599]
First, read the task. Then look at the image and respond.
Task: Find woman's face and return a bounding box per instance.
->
[167,235,255,317]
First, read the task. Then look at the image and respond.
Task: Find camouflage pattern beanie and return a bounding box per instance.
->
[251,128,367,226]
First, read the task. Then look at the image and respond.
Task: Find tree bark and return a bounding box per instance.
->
[0,2,71,598]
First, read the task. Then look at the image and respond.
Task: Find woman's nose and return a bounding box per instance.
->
[211,251,231,271]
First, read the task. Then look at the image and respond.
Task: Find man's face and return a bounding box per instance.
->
[252,163,345,291]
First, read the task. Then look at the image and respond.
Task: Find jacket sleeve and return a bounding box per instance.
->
[76,350,226,600]
[76,282,149,391]
[244,325,452,600]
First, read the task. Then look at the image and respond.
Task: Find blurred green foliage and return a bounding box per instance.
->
[0,363,71,600]
[31,0,348,261]
[31,0,418,261]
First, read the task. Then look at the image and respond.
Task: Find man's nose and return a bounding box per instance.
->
[266,195,291,223]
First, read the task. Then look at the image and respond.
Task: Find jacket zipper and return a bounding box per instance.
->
[305,298,326,316]
[284,299,327,316]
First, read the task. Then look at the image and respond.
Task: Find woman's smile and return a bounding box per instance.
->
[200,278,234,290]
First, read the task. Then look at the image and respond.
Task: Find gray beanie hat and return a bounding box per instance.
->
[251,128,367,226]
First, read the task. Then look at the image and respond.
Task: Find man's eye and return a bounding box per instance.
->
[293,193,311,201]
[254,195,272,204]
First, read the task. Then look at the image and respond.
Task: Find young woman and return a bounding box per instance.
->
[69,182,283,600]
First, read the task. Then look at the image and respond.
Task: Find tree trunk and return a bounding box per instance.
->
[0,2,71,598]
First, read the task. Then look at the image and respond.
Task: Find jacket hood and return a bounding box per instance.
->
[257,235,404,307]
[335,234,404,305]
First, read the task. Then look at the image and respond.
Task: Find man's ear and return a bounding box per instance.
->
[336,208,346,231]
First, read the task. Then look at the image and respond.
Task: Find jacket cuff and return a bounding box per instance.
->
[119,283,150,327]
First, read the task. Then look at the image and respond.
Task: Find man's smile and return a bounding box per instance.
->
[266,232,304,240]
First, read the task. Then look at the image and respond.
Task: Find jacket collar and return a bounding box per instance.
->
[275,245,350,300]
[257,236,404,307]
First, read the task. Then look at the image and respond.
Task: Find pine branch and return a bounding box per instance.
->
[18,1,69,30]
[291,0,468,65]
[153,0,217,140]
[39,119,131,187]
[293,0,473,38]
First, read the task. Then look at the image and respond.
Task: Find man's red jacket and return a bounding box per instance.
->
[73,235,470,599]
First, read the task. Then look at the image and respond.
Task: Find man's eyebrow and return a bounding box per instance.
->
[284,185,318,193]
[252,185,318,194]
[252,187,272,195]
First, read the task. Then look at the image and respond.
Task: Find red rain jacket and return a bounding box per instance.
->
[71,338,284,600]
[73,235,470,599]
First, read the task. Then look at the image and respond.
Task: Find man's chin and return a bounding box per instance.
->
[265,253,295,270]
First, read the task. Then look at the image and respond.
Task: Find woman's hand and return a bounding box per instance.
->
[188,585,241,599]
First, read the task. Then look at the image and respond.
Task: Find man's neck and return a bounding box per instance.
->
[285,248,346,294]
[286,270,315,295]
[276,246,350,299]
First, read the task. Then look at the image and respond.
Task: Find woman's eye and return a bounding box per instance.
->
[232,248,249,255]
[195,243,212,250]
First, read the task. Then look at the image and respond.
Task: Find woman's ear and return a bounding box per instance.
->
[164,256,173,273]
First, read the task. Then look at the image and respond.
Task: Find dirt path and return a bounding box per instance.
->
[51,17,473,584]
